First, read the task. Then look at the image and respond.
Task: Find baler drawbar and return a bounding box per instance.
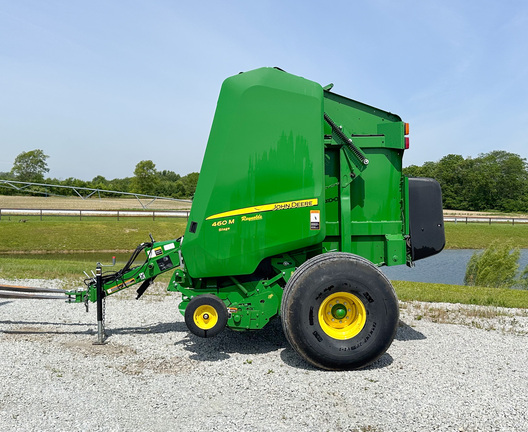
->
[5,67,445,370]
[0,284,80,301]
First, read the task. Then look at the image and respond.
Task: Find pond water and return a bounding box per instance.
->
[381,249,528,286]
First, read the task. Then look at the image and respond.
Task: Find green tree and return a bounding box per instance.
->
[462,151,528,212]
[491,151,528,212]
[153,170,184,198]
[519,267,528,290]
[158,169,181,183]
[464,241,520,289]
[0,171,16,195]
[11,149,49,182]
[90,175,109,189]
[179,172,199,198]
[403,160,438,179]
[132,160,158,195]
[155,180,186,198]
[405,151,528,212]
[0,171,14,180]
[108,177,132,194]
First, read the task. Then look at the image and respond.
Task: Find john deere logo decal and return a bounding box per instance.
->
[206,199,318,220]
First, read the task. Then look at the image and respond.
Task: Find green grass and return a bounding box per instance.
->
[0,254,174,288]
[393,280,528,308]
[445,222,528,249]
[0,216,187,253]
[0,217,185,286]
[2,218,528,253]
[0,256,100,283]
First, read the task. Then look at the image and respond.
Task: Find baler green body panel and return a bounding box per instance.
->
[182,68,326,278]
[322,91,408,266]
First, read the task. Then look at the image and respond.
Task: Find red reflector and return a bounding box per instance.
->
[405,137,410,149]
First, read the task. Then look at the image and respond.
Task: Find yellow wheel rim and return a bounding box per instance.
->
[318,292,367,340]
[193,305,219,330]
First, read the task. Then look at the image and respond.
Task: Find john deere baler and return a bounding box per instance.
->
[76,67,445,370]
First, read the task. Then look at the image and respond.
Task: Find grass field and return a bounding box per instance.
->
[0,216,187,284]
[0,254,174,287]
[0,216,187,253]
[1,216,527,253]
[445,222,528,249]
[393,281,528,308]
[2,196,528,308]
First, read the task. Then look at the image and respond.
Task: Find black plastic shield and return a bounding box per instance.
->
[408,177,445,261]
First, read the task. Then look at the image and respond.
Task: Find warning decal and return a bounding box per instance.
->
[149,247,163,258]
[310,210,320,230]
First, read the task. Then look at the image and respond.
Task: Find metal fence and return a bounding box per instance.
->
[443,216,528,225]
[1,208,527,225]
[0,208,190,221]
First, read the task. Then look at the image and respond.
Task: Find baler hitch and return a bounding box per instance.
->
[0,284,84,301]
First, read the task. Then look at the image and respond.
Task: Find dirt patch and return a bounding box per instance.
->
[62,339,138,357]
[0,325,65,342]
[117,356,196,375]
[0,325,139,358]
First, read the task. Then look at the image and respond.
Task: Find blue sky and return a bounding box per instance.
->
[1,0,527,181]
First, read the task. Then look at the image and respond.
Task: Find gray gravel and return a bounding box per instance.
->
[1,278,528,432]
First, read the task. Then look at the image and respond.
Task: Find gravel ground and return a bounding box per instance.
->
[1,279,528,432]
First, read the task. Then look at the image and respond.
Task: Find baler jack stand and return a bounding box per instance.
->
[93,263,106,345]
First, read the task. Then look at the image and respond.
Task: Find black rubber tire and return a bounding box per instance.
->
[184,294,228,338]
[281,252,399,370]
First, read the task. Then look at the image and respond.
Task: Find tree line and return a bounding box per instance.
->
[3,149,528,211]
[0,149,198,199]
[404,150,528,212]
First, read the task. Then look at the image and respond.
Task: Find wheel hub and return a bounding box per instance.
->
[331,304,347,320]
[193,305,218,330]
[318,292,367,340]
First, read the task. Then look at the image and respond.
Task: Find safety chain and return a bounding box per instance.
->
[102,296,106,337]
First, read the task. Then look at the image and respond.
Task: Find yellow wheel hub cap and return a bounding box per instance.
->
[318,292,367,340]
[193,305,218,330]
